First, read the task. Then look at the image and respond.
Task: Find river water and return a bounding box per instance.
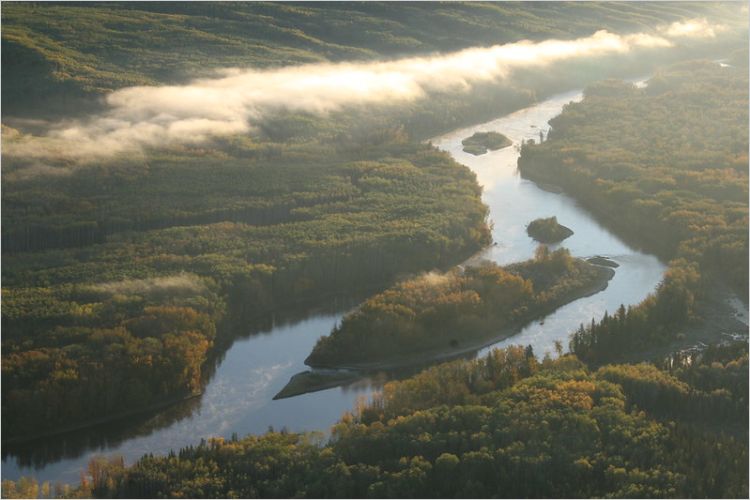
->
[1,87,666,484]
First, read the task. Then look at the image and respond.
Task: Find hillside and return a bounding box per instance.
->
[2,2,741,116]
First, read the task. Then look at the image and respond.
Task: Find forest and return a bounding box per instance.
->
[2,2,741,117]
[5,344,745,498]
[5,0,741,441]
[307,248,611,367]
[1,2,747,498]
[2,141,492,439]
[519,57,749,363]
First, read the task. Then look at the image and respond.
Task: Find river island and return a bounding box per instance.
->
[462,131,512,155]
[305,247,614,371]
[527,216,574,243]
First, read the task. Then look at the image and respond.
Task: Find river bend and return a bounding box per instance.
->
[2,88,666,484]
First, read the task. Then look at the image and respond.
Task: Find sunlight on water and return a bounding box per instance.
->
[2,87,666,485]
[431,90,666,357]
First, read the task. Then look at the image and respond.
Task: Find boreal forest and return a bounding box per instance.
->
[1,2,747,499]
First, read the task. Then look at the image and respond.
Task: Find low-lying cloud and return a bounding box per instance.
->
[90,274,207,299]
[661,18,727,38]
[414,271,452,289]
[1,21,728,170]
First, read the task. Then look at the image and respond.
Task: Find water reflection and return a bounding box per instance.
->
[2,295,376,483]
[3,396,202,471]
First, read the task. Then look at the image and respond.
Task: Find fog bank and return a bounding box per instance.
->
[1,20,729,169]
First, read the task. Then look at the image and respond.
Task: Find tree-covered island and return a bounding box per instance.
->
[306,248,613,369]
[461,131,512,155]
[527,216,575,243]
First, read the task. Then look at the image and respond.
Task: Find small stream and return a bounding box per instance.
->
[2,87,667,485]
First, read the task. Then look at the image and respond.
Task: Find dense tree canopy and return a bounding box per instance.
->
[6,345,742,498]
[2,140,491,439]
[307,248,611,367]
[520,59,749,361]
[2,4,747,496]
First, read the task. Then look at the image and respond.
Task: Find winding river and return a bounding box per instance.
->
[1,87,667,485]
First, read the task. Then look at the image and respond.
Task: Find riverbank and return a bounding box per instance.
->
[2,391,202,446]
[618,282,748,365]
[517,163,673,262]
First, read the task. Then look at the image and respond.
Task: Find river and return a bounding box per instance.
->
[1,87,666,485]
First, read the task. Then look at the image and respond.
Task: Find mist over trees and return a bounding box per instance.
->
[2,2,741,117]
[1,2,747,498]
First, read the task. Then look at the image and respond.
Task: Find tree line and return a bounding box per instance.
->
[5,344,745,498]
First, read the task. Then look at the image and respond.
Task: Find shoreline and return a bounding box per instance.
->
[305,264,615,373]
[617,282,749,365]
[518,163,672,266]
[273,370,361,400]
